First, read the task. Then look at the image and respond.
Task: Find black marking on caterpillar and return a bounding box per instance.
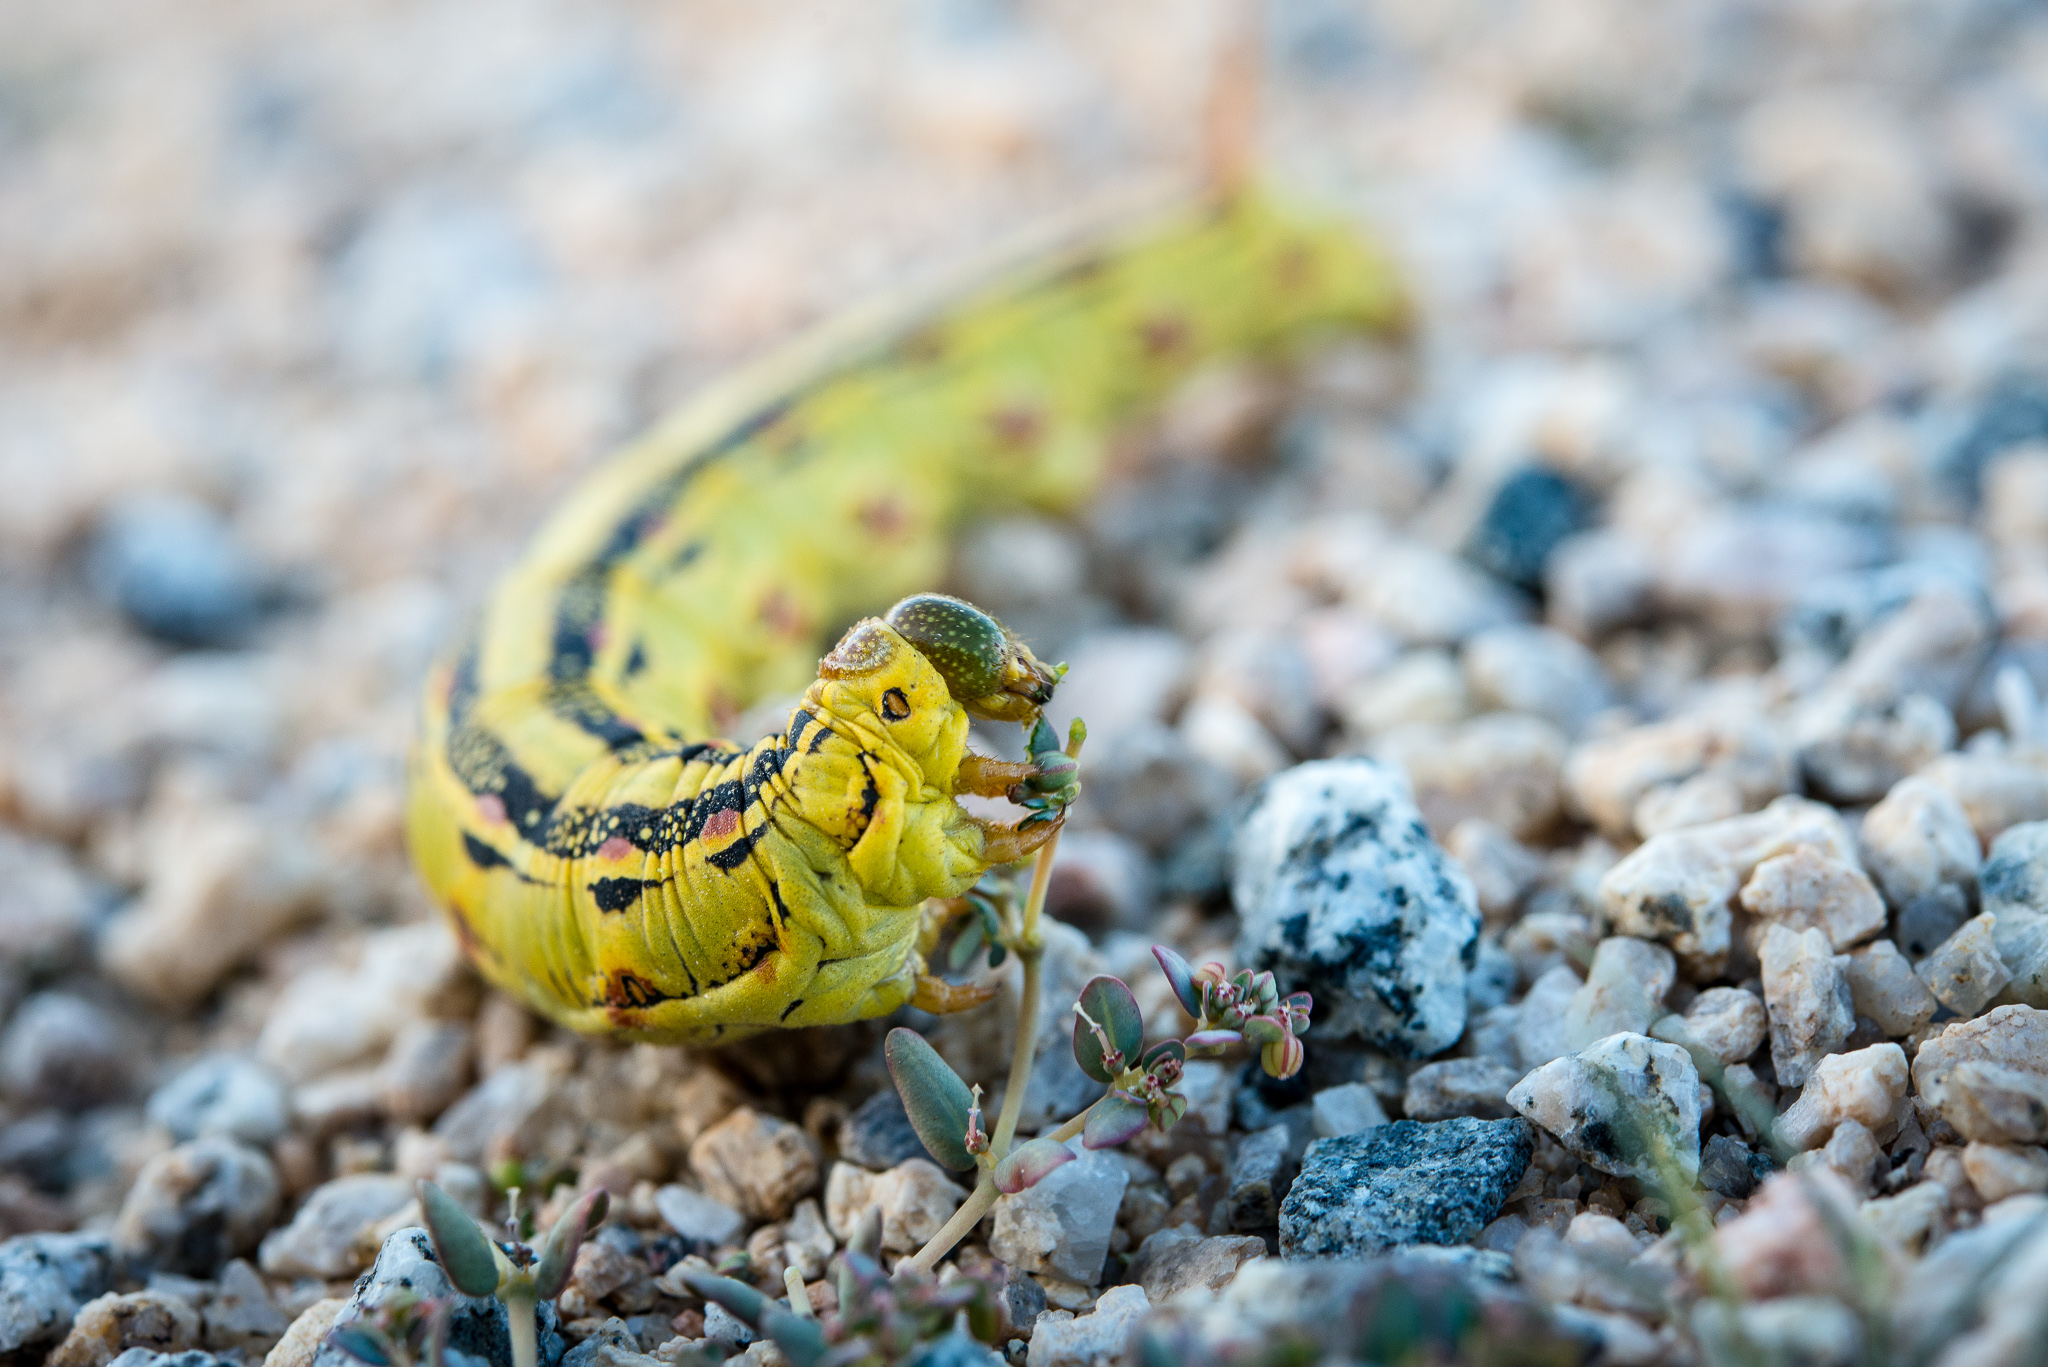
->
[880,687,910,721]
[462,833,511,871]
[590,877,659,913]
[779,998,805,1022]
[604,970,676,1010]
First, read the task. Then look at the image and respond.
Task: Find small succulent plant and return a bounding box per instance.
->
[328,1180,609,1367]
[885,856,1313,1270]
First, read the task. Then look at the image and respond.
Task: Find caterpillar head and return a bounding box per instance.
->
[884,593,1061,724]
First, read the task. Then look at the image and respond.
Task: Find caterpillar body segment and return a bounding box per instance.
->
[406,192,1406,1044]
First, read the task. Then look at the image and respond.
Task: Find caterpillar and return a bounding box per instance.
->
[404,190,1405,1045]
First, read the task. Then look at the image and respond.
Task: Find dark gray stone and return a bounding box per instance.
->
[1226,1124,1301,1231]
[1698,1134,1775,1199]
[313,1228,564,1367]
[109,1353,239,1367]
[0,1231,115,1353]
[1233,759,1481,1058]
[1982,822,2048,917]
[1278,1118,1535,1259]
[839,1091,932,1171]
[89,494,264,648]
[1465,466,1588,591]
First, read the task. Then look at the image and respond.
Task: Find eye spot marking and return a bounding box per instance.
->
[880,688,911,721]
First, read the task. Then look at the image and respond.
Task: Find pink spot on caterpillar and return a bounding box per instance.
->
[477,794,507,825]
[597,836,634,861]
[703,809,740,841]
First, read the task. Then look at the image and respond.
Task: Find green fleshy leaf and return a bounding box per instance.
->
[946,917,986,974]
[1242,1014,1287,1046]
[1072,976,1143,1084]
[884,1028,976,1171]
[416,1180,501,1298]
[761,1308,829,1367]
[534,1187,610,1301]
[326,1326,393,1366]
[993,1137,1077,1193]
[679,1270,774,1329]
[1152,946,1203,1020]
[1262,1032,1305,1080]
[1082,1091,1150,1149]
[1141,1040,1186,1072]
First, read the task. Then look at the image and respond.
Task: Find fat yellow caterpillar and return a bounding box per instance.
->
[405,191,1404,1045]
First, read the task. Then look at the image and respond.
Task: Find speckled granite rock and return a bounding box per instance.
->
[1234,759,1481,1058]
[1278,1118,1535,1259]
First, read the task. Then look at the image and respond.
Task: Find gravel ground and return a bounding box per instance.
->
[8,1,2048,1365]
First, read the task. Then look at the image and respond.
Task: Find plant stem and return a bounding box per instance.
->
[503,1288,538,1367]
[903,725,1088,1280]
[899,1103,1096,1275]
[989,726,1085,1161]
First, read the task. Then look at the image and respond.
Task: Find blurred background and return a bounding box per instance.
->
[5,0,2048,1318]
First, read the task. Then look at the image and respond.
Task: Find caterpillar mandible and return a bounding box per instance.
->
[404,191,1405,1045]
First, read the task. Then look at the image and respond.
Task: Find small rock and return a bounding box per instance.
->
[1698,1135,1774,1199]
[1278,1118,1534,1258]
[115,1139,281,1276]
[1917,749,2048,848]
[1172,1061,1234,1137]
[1462,624,1611,735]
[1842,941,1939,1037]
[261,1298,344,1367]
[1912,1005,2048,1143]
[562,1318,660,1367]
[700,1304,754,1348]
[88,494,263,648]
[1465,468,1590,593]
[1309,1083,1387,1139]
[1233,759,1481,1058]
[435,1057,567,1164]
[1225,1125,1299,1231]
[1181,694,1291,788]
[1709,1170,1863,1300]
[1917,914,2012,1016]
[49,1290,200,1367]
[834,1092,928,1172]
[1981,820,2048,921]
[1547,529,1656,640]
[1962,1142,2048,1202]
[1077,724,1233,856]
[312,1226,564,1367]
[1024,1284,1148,1367]
[1044,832,1156,937]
[0,833,100,974]
[1861,776,1981,958]
[1563,937,1674,1049]
[1339,650,1469,736]
[652,1182,745,1248]
[1597,796,1853,977]
[101,805,329,1010]
[1671,987,1767,1066]
[146,1056,289,1147]
[1126,1226,1266,1304]
[1566,712,1791,843]
[1374,714,1567,842]
[1401,1060,1521,1122]
[256,1174,411,1280]
[202,1259,288,1356]
[1508,1033,1702,1183]
[990,1143,1129,1286]
[688,1110,820,1223]
[0,993,129,1111]
[1046,630,1190,755]
[258,925,468,1083]
[1760,925,1854,1088]
[0,1233,116,1354]
[1515,964,1583,1070]
[380,1021,474,1124]
[1738,847,1886,951]
[822,1160,965,1253]
[1445,821,1546,923]
[1774,1044,1910,1151]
